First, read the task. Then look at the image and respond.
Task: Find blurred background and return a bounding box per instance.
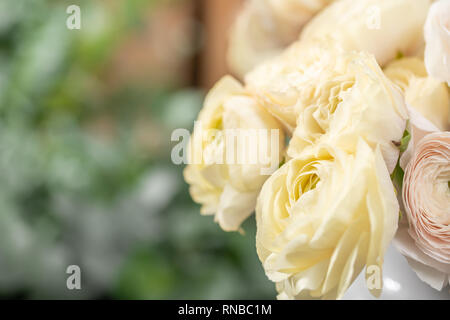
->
[0,0,276,299]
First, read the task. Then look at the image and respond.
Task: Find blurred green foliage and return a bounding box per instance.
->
[0,0,274,299]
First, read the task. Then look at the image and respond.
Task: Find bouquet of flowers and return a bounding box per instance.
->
[183,0,450,299]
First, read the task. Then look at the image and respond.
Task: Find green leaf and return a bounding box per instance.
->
[399,129,411,153]
[390,126,410,190]
[391,162,404,191]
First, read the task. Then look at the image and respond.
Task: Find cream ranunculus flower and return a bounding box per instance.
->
[424,0,450,85]
[284,49,408,173]
[395,128,450,290]
[256,140,399,299]
[300,0,431,67]
[184,76,285,232]
[227,0,334,78]
[384,57,450,131]
[245,39,339,132]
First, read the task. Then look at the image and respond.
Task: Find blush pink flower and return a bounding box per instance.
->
[403,131,450,264]
[396,116,450,289]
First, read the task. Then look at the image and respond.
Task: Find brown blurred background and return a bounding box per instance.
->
[113,0,244,90]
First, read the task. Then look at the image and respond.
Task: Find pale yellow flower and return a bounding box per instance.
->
[245,39,344,132]
[301,0,431,66]
[424,0,450,85]
[278,46,406,173]
[184,76,285,231]
[385,57,450,131]
[227,0,334,77]
[256,140,399,299]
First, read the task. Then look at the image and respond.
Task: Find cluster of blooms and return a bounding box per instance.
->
[184,0,450,299]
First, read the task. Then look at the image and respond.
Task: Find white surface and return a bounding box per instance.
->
[344,245,450,300]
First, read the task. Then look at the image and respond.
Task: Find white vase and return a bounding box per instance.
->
[344,245,450,300]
